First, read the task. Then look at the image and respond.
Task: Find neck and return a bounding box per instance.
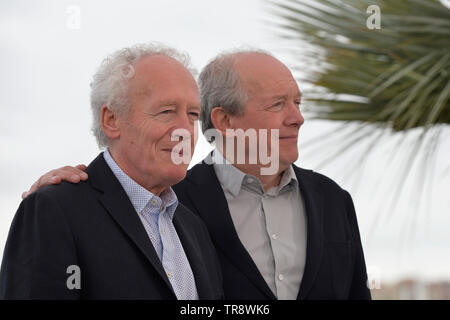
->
[235,163,284,192]
[217,145,288,192]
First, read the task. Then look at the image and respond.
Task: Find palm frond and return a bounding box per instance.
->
[269,0,450,239]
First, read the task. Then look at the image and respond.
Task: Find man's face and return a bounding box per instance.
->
[112,55,200,191]
[230,53,304,171]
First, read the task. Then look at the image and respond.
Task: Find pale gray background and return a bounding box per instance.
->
[1,0,449,286]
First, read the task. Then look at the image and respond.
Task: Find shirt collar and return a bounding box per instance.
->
[269,164,298,195]
[103,149,178,218]
[212,149,246,197]
[211,148,298,197]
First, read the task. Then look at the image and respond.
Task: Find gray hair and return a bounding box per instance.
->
[199,48,271,143]
[90,43,197,148]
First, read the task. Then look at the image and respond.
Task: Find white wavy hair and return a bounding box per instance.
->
[90,43,197,148]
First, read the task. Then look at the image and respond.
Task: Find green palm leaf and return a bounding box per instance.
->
[269,0,450,239]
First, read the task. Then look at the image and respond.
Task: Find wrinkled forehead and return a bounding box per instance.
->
[129,55,198,99]
[234,53,300,98]
[245,74,300,98]
[132,55,196,88]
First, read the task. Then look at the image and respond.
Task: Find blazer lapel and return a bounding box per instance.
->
[173,205,210,299]
[87,154,176,298]
[294,166,324,300]
[185,160,276,299]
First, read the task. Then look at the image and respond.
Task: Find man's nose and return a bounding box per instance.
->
[285,102,305,127]
[173,113,195,140]
[179,111,194,128]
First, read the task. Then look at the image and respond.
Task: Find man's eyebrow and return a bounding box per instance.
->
[267,94,288,101]
[156,101,201,109]
[156,100,179,107]
[267,92,302,101]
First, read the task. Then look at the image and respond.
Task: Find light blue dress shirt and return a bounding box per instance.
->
[103,149,198,300]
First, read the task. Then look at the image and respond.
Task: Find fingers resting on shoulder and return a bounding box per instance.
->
[22,164,88,199]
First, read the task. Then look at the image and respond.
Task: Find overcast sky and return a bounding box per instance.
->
[1,0,449,285]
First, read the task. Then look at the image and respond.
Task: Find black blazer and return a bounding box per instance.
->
[0,153,223,299]
[173,158,371,300]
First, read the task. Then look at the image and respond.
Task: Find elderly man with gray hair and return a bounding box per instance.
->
[0,43,223,299]
[17,48,371,300]
[176,50,371,300]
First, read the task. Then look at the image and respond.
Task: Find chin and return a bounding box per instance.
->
[163,164,188,185]
[280,151,299,167]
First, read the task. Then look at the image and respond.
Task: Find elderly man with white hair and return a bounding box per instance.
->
[0,43,223,299]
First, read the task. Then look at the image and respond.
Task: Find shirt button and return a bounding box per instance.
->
[278,274,284,281]
[271,234,277,240]
[151,199,158,206]
[166,272,171,278]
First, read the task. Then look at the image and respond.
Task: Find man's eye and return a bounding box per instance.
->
[268,102,284,111]
[189,112,200,120]
[160,110,174,115]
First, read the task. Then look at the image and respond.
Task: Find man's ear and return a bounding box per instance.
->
[100,105,121,140]
[210,107,234,138]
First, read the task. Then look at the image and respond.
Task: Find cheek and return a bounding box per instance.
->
[193,122,199,146]
[280,143,299,163]
[124,117,146,142]
[244,113,281,133]
[131,123,164,159]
